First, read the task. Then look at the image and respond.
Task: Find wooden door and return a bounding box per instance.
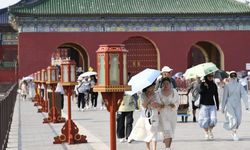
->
[123,36,157,76]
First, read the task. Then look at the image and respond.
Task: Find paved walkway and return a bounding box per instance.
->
[6,93,250,150]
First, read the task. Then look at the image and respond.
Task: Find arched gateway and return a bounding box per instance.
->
[51,43,89,72]
[188,41,224,69]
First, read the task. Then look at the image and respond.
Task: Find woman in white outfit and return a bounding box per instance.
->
[20,80,28,100]
[28,79,36,99]
[222,71,249,141]
[157,77,179,150]
[128,82,161,150]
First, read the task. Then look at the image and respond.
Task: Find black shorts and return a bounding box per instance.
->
[192,101,199,110]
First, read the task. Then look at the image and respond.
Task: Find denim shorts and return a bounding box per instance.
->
[198,105,217,129]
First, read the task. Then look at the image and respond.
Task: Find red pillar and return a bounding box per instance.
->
[43,84,65,123]
[102,92,124,150]
[53,86,87,144]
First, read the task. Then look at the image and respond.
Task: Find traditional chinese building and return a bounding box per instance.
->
[0,0,40,82]
[0,8,18,82]
[6,0,250,78]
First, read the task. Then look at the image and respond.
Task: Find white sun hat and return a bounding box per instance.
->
[161,66,173,72]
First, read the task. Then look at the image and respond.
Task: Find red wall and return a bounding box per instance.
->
[0,69,16,82]
[0,45,18,82]
[18,31,250,77]
[0,45,17,59]
[0,45,3,58]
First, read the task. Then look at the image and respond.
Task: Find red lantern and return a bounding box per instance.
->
[38,69,48,113]
[34,72,38,83]
[46,66,59,84]
[93,44,131,150]
[60,60,77,86]
[31,73,35,81]
[43,65,65,124]
[32,72,39,103]
[41,69,47,83]
[37,71,41,82]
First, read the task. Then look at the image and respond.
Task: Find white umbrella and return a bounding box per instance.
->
[78,71,97,79]
[125,68,161,96]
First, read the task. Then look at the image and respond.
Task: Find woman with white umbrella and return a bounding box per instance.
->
[20,80,28,101]
[198,73,219,140]
[128,82,161,150]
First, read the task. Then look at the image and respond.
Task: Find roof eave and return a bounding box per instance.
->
[9,11,250,18]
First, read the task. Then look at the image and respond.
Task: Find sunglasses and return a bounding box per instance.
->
[163,72,171,74]
[207,75,214,77]
[230,74,237,78]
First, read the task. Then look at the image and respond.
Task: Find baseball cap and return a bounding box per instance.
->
[161,66,173,72]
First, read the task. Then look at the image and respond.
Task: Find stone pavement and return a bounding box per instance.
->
[6,93,250,150]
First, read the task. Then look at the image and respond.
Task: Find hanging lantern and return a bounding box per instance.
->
[94,44,131,92]
[46,66,58,84]
[60,60,77,86]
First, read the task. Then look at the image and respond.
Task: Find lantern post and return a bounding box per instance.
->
[32,72,39,103]
[93,44,131,150]
[54,60,87,144]
[34,71,42,107]
[38,69,48,112]
[43,66,65,123]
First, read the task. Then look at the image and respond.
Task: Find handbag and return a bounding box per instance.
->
[144,108,159,132]
[194,94,200,107]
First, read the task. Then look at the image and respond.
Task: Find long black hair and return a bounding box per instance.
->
[160,77,171,88]
[142,80,156,93]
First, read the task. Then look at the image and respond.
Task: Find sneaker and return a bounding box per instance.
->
[208,131,214,140]
[232,133,239,141]
[119,138,126,143]
[127,138,134,143]
[81,108,85,112]
[204,132,209,140]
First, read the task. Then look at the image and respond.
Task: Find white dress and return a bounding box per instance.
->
[20,82,28,96]
[222,79,249,130]
[128,92,160,142]
[157,89,179,138]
